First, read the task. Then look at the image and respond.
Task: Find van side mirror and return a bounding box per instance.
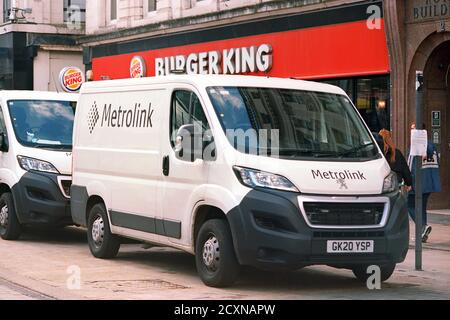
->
[174,124,216,162]
[0,132,8,152]
[175,124,202,162]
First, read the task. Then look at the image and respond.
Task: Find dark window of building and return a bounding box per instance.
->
[111,0,117,20]
[64,0,86,23]
[321,75,390,134]
[148,0,157,12]
[3,0,11,23]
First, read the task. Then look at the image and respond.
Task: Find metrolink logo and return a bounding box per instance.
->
[87,102,155,134]
[311,170,367,181]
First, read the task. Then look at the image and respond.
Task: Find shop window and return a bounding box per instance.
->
[321,75,390,134]
[64,0,86,23]
[356,76,390,133]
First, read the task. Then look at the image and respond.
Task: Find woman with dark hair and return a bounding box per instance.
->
[378,129,412,192]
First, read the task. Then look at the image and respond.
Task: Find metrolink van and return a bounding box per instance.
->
[0,91,77,240]
[71,75,409,287]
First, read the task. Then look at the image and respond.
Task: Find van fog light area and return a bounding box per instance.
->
[253,213,296,233]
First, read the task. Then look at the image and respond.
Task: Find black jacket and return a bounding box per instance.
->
[386,149,412,186]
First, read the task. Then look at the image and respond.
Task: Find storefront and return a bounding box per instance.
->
[0,32,34,90]
[0,31,83,91]
[384,0,450,209]
[84,1,391,134]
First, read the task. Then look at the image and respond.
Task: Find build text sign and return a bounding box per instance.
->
[408,0,450,22]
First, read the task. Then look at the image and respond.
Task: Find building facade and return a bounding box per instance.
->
[0,0,85,91]
[79,0,448,208]
[385,0,450,208]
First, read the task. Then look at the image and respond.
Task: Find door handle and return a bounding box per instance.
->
[163,155,170,176]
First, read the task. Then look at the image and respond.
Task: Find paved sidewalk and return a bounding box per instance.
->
[410,211,450,252]
[0,278,53,300]
[429,209,450,217]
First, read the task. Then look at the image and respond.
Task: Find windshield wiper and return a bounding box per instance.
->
[335,142,375,158]
[33,144,72,150]
[278,149,334,158]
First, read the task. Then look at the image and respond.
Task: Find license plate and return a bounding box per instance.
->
[327,240,374,253]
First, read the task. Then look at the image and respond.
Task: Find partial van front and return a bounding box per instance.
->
[0,92,77,240]
[204,85,409,282]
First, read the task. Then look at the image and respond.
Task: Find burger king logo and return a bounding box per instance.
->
[130,56,146,78]
[60,67,85,92]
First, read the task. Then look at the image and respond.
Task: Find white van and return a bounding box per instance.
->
[0,91,77,240]
[71,75,409,287]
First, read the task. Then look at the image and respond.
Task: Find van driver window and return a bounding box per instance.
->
[170,90,210,148]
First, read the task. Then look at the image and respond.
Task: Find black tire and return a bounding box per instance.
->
[195,219,240,287]
[0,192,22,240]
[87,203,120,259]
[352,263,396,283]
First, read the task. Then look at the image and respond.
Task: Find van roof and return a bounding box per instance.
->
[0,90,78,101]
[80,75,347,96]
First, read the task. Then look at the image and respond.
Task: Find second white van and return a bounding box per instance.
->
[0,91,77,240]
[71,75,409,287]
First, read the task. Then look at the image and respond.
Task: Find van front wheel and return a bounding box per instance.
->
[87,203,120,259]
[0,193,22,241]
[195,219,240,287]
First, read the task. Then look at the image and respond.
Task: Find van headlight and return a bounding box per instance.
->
[233,166,299,193]
[382,172,399,193]
[17,156,60,174]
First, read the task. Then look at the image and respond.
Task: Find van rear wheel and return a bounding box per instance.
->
[195,219,240,287]
[0,193,22,241]
[352,263,396,283]
[87,203,120,259]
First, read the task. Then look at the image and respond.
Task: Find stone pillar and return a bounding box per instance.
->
[86,0,107,33]
[384,0,408,152]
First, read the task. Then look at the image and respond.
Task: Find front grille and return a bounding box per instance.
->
[59,179,72,198]
[303,203,385,227]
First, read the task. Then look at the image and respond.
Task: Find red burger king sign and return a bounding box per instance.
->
[130,56,146,78]
[60,67,85,92]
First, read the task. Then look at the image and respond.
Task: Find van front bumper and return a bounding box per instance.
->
[11,172,73,226]
[227,189,409,270]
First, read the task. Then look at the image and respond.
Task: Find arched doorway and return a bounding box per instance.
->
[423,41,450,209]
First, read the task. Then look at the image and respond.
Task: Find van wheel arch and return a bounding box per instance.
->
[193,205,229,249]
[0,184,11,197]
[86,195,106,224]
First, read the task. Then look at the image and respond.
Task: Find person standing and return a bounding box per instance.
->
[407,124,442,243]
[378,129,412,192]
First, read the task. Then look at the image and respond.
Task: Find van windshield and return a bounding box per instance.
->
[8,100,76,151]
[207,86,380,161]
